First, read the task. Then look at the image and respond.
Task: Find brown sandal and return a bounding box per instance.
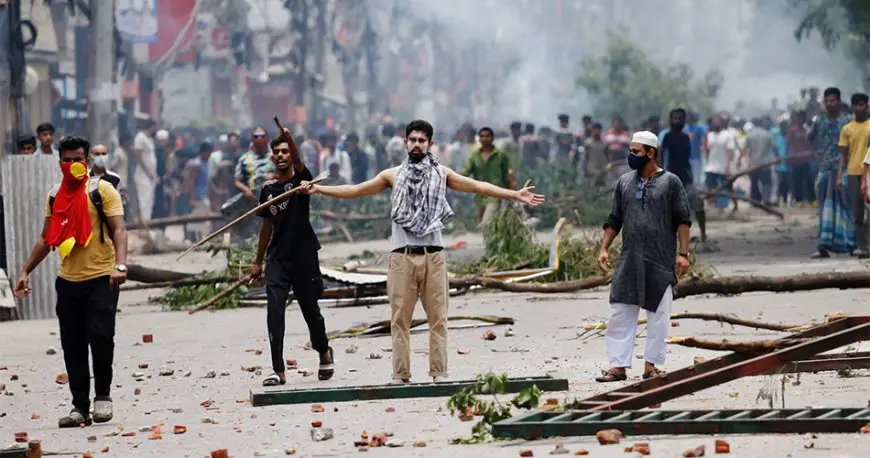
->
[642,367,666,379]
[595,369,627,383]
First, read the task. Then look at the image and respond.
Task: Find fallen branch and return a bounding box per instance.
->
[717,153,812,192]
[128,264,196,283]
[673,270,870,299]
[666,336,811,352]
[120,276,235,292]
[697,190,784,219]
[449,275,611,293]
[126,213,222,231]
[578,312,808,334]
[328,315,514,339]
[313,210,389,222]
[188,274,254,315]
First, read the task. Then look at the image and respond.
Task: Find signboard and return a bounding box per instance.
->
[116,0,158,43]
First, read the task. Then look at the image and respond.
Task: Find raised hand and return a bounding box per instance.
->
[516,186,545,206]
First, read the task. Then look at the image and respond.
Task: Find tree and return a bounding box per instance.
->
[790,0,870,83]
[575,33,722,127]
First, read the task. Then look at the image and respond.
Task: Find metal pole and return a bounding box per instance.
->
[87,0,115,144]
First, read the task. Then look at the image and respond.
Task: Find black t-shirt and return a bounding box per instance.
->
[661,130,693,185]
[256,166,321,261]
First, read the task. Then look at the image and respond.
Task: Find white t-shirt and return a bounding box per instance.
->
[705,130,739,175]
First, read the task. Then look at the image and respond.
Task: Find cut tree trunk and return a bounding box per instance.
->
[667,336,810,352]
[127,264,197,283]
[673,270,870,299]
[120,276,235,291]
[126,213,222,230]
[448,275,611,293]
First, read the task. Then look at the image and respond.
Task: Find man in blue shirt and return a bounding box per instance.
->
[660,108,707,243]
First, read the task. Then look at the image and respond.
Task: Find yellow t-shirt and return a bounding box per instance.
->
[837,120,870,175]
[44,180,124,281]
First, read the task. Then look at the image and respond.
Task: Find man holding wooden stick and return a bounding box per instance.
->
[250,130,334,386]
[300,119,544,384]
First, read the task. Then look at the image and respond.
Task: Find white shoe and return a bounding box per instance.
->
[432,376,448,383]
[389,378,410,385]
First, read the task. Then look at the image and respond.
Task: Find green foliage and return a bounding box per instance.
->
[576,33,722,127]
[446,373,542,444]
[452,206,621,281]
[790,0,870,76]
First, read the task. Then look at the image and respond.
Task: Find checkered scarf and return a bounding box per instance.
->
[391,152,453,238]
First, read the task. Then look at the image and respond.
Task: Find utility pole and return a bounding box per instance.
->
[87,1,116,145]
[309,0,328,130]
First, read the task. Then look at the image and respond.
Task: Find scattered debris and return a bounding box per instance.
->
[595,429,623,445]
[203,370,217,379]
[158,367,175,376]
[173,425,187,434]
[211,449,229,458]
[550,443,569,454]
[30,412,39,420]
[482,330,497,341]
[14,432,27,443]
[683,445,705,457]
[285,450,296,455]
[311,404,325,413]
[46,346,57,355]
[519,450,533,457]
[457,348,471,355]
[412,441,427,447]
[505,327,515,337]
[142,334,153,343]
[55,373,68,385]
[346,344,359,354]
[87,435,97,443]
[575,450,589,456]
[367,353,383,360]
[629,442,650,455]
[311,420,323,428]
[329,315,515,339]
[311,427,334,441]
[138,364,149,369]
[385,406,395,413]
[714,439,730,454]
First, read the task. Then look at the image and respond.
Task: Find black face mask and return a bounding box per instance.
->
[671,122,685,131]
[627,154,651,170]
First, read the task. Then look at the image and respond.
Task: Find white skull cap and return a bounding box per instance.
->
[631,131,658,149]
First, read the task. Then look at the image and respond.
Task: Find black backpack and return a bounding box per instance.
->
[48,176,113,243]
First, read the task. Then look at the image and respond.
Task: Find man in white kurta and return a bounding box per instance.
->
[133,124,160,222]
[595,131,692,382]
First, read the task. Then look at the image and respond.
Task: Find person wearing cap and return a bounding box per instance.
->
[595,131,692,383]
[133,120,159,223]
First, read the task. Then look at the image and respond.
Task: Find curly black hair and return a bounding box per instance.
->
[405,119,434,140]
[58,136,91,156]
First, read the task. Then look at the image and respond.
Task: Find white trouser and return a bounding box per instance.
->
[604,285,673,368]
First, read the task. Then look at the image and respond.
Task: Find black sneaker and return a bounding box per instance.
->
[58,408,92,428]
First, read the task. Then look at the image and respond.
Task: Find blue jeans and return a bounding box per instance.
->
[704,172,730,209]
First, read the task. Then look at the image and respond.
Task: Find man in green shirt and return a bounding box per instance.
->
[463,127,514,225]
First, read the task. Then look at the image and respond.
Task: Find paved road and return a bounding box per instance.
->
[2,209,869,457]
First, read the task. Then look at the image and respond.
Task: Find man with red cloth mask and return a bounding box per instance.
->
[13,136,129,428]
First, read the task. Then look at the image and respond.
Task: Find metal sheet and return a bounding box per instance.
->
[320,267,387,285]
[2,155,61,320]
[250,375,569,406]
[492,407,870,439]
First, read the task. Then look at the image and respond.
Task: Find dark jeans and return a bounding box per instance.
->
[777,171,790,202]
[56,275,119,413]
[791,163,815,203]
[749,169,772,202]
[265,252,328,374]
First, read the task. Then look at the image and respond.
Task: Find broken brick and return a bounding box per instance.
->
[142,334,153,343]
[457,348,471,355]
[286,359,298,367]
[311,404,325,413]
[55,373,68,385]
[148,432,162,440]
[173,425,187,435]
[714,439,729,454]
[14,432,27,443]
[211,450,229,458]
[624,446,633,452]
[682,445,706,457]
[519,450,533,457]
[82,453,94,458]
[30,412,39,420]
[311,420,322,428]
[10,375,18,381]
[631,442,650,455]
[101,447,109,453]
[369,432,388,447]
[138,364,149,369]
[360,431,369,440]
[285,450,296,455]
[88,436,97,443]
[121,432,136,437]
[595,429,623,445]
[200,399,213,408]
[545,398,559,406]
[385,407,395,413]
[482,330,497,341]
[134,388,141,396]
[574,450,589,456]
[357,445,369,452]
[861,424,870,433]
[671,321,680,327]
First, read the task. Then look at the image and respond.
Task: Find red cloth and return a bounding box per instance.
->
[45,162,93,259]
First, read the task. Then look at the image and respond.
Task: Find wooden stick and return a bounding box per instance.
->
[697,189,785,219]
[176,175,327,260]
[716,153,813,192]
[187,274,254,315]
[448,274,612,293]
[666,336,811,352]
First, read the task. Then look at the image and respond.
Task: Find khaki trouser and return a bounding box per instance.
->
[387,250,449,380]
[478,201,502,227]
